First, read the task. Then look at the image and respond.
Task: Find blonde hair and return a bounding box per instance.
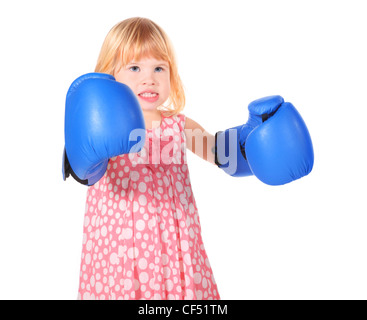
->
[95,17,185,115]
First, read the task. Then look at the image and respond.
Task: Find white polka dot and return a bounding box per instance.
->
[148,218,156,230]
[124,279,132,290]
[138,258,147,270]
[138,182,147,193]
[184,253,192,265]
[85,253,91,265]
[147,202,155,214]
[189,203,195,213]
[110,253,119,265]
[194,272,202,284]
[101,225,107,237]
[161,230,168,243]
[82,292,90,300]
[139,272,148,284]
[123,228,133,239]
[119,199,126,211]
[175,181,183,192]
[185,274,191,286]
[165,279,173,291]
[162,254,169,265]
[162,266,170,279]
[121,178,129,189]
[180,193,188,206]
[185,289,194,299]
[181,240,189,251]
[86,240,92,251]
[127,247,139,259]
[84,216,90,227]
[96,282,103,293]
[109,276,115,287]
[189,228,195,239]
[149,278,155,290]
[196,290,203,299]
[130,171,139,182]
[136,219,145,231]
[139,195,147,206]
[175,209,182,220]
[202,277,208,288]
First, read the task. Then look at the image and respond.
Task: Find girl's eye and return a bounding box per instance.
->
[155,67,164,72]
[129,66,140,72]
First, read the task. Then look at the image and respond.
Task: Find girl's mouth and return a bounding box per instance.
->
[138,91,159,103]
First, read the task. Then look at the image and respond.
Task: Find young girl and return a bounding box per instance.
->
[78,17,219,300]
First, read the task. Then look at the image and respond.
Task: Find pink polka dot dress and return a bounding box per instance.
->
[78,114,220,300]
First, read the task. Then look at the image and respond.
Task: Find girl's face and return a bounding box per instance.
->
[114,56,170,112]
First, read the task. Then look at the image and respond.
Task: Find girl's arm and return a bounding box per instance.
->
[184,117,216,165]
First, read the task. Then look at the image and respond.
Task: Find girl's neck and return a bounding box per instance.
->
[142,109,162,130]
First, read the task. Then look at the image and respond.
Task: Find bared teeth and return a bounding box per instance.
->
[140,92,157,97]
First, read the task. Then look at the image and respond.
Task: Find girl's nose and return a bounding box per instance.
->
[143,79,155,85]
[141,71,156,86]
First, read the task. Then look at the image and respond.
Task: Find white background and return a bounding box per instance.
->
[0,0,366,299]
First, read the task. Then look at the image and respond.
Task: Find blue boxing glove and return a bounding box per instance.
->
[215,95,314,185]
[62,73,146,186]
